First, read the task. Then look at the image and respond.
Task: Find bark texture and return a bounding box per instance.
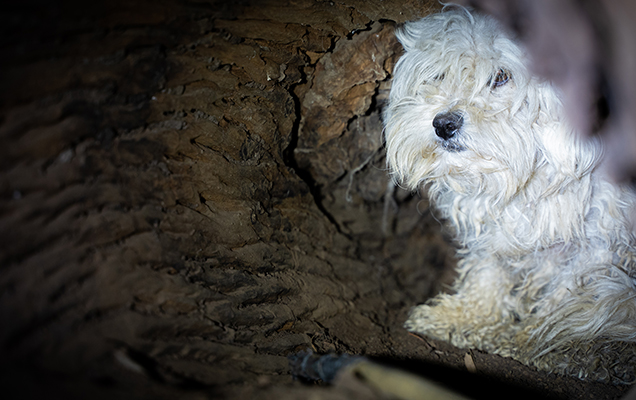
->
[0,1,628,399]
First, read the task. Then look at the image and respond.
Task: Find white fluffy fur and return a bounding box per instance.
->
[384,7,636,383]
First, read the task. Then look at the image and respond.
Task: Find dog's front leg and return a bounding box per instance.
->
[405,257,520,357]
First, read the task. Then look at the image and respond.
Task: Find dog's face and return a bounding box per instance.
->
[384,9,599,202]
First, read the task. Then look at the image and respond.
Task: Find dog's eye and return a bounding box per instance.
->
[490,69,510,88]
[433,73,445,81]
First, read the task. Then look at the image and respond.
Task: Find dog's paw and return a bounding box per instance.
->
[404,303,471,347]
[404,299,519,355]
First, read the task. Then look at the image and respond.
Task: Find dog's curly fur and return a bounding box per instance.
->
[384,7,636,383]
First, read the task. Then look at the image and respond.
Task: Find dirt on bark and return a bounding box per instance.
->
[0,1,631,399]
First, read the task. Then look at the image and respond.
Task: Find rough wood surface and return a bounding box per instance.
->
[0,1,629,399]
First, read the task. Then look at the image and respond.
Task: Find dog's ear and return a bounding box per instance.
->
[531,82,602,180]
[396,22,424,53]
[396,13,464,53]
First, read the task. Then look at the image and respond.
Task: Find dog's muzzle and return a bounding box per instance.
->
[433,111,463,140]
[433,111,464,152]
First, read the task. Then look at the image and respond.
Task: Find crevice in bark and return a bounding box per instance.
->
[283,60,349,235]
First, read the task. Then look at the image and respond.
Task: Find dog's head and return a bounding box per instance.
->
[384,8,600,203]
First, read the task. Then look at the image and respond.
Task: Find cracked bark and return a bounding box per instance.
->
[0,1,627,399]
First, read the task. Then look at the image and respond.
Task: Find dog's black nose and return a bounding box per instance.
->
[433,112,463,140]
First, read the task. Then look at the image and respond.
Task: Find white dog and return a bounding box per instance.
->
[384,7,636,383]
